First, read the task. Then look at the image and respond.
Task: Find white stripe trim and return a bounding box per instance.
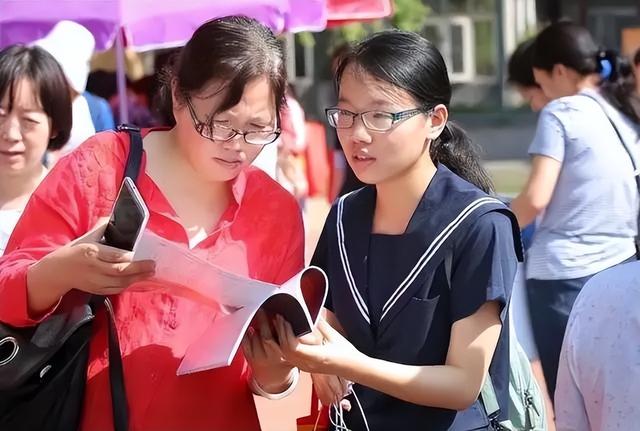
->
[380,197,501,321]
[337,193,371,324]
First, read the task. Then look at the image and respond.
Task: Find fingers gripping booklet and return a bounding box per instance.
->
[132,231,328,375]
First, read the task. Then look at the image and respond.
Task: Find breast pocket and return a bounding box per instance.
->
[382,295,440,360]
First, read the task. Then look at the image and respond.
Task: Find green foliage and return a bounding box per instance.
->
[297,31,316,48]
[391,0,430,32]
[330,0,430,48]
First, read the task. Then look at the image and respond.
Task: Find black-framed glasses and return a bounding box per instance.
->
[185,97,281,146]
[325,107,429,132]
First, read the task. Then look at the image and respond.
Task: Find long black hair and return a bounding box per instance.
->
[532,21,640,124]
[155,16,287,126]
[334,30,494,193]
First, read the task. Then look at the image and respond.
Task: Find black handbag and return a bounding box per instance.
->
[0,125,143,431]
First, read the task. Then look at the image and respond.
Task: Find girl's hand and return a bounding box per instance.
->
[275,315,361,375]
[242,309,296,394]
[312,373,352,409]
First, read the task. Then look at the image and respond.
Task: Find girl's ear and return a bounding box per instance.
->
[426,104,448,140]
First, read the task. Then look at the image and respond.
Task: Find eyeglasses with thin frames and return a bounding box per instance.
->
[185,96,281,146]
[325,107,431,132]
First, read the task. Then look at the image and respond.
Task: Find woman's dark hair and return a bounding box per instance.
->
[334,30,494,193]
[508,38,538,88]
[155,16,287,126]
[0,45,72,150]
[533,21,640,123]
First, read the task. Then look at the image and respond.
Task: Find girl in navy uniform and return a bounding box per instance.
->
[275,30,522,430]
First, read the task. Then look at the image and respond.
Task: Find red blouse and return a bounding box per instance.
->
[0,130,305,431]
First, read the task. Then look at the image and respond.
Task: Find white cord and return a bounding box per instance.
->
[326,387,371,431]
[351,388,371,431]
[329,402,351,431]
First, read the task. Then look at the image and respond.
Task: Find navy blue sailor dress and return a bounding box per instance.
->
[311,164,522,431]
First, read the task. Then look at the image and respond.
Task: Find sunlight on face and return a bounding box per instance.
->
[335,65,434,185]
[174,75,278,182]
[0,78,51,176]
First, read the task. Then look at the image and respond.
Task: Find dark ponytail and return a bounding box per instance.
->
[334,30,494,193]
[430,122,494,193]
[533,21,640,124]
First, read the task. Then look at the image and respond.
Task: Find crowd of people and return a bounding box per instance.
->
[0,13,639,431]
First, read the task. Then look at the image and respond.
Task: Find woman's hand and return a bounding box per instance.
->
[27,220,156,313]
[242,309,296,394]
[275,315,362,375]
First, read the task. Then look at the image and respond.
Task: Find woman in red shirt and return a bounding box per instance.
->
[0,16,304,431]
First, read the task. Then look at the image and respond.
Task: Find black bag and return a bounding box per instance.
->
[0,125,144,431]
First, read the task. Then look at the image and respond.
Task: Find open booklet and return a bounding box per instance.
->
[132,231,328,375]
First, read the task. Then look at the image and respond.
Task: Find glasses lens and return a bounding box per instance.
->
[362,112,394,131]
[207,125,236,141]
[332,110,356,129]
[245,131,279,145]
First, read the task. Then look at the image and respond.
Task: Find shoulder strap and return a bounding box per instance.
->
[89,123,142,431]
[118,124,143,183]
[105,298,129,431]
[580,93,640,185]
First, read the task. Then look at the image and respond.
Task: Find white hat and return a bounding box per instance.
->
[34,21,95,94]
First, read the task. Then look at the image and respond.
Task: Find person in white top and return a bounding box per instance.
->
[34,21,96,162]
[0,45,72,254]
[555,260,640,430]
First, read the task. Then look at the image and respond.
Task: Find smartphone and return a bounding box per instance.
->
[100,177,149,251]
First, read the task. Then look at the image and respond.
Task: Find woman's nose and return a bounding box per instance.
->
[0,116,22,143]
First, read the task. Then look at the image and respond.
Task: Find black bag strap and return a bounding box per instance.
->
[104,298,128,431]
[119,124,143,183]
[93,124,143,431]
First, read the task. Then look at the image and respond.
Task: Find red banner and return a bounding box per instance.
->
[326,0,393,26]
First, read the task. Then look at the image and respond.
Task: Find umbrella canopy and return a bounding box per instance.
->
[0,0,326,51]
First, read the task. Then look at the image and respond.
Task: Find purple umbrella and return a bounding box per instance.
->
[0,0,326,121]
[0,0,326,50]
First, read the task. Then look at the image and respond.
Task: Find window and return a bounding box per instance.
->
[423,17,474,82]
[422,1,498,82]
[451,24,465,73]
[474,19,496,75]
[284,33,314,85]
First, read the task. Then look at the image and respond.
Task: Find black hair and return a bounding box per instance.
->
[334,30,494,194]
[533,21,640,123]
[507,38,538,88]
[634,47,640,67]
[155,16,287,126]
[0,45,72,150]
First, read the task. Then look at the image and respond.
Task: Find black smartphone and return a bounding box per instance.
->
[100,177,149,251]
